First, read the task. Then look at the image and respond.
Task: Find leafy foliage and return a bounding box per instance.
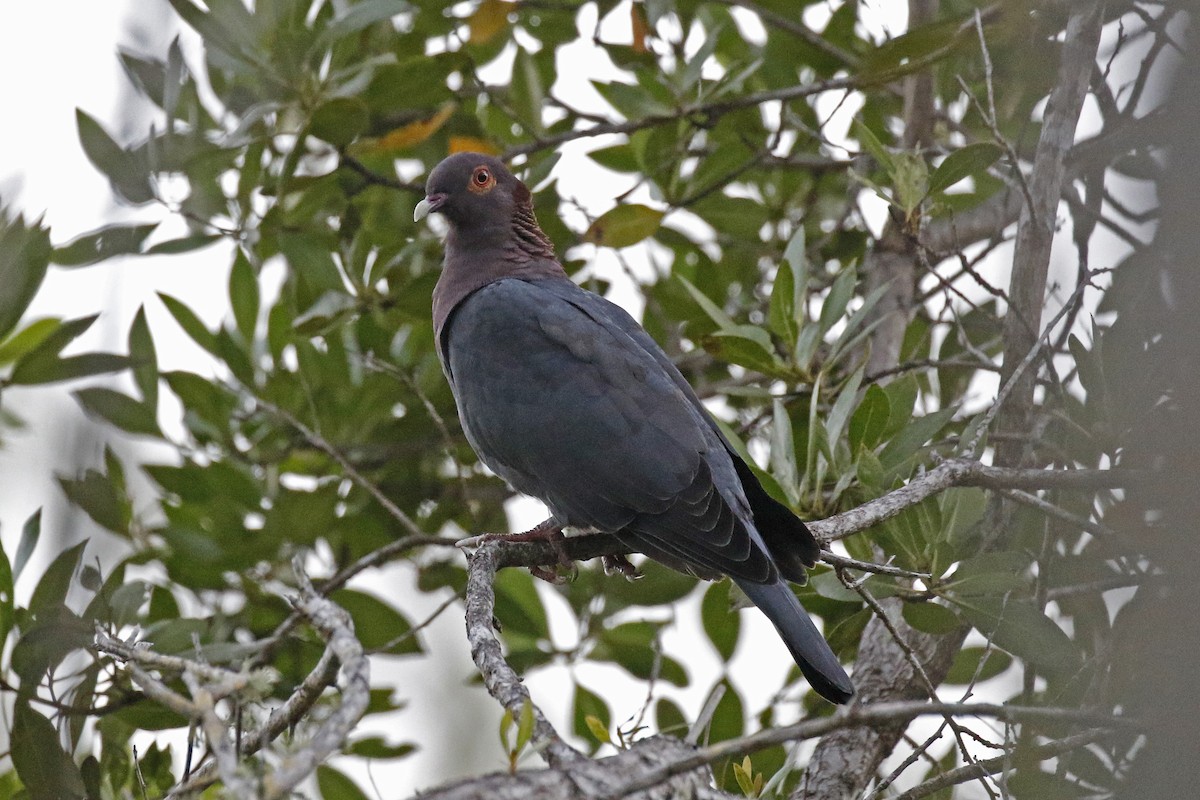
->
[0,0,1173,798]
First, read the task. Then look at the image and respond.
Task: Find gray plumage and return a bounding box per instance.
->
[417,153,854,704]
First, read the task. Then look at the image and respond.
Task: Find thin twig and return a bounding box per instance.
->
[600,701,1139,800]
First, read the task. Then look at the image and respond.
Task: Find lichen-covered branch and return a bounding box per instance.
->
[464,540,587,768]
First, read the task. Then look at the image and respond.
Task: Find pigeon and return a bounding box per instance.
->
[415,152,854,704]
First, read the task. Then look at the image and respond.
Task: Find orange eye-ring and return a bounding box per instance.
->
[469,166,495,193]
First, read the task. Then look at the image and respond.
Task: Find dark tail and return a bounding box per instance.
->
[735,578,854,704]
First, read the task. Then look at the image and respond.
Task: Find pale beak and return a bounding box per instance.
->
[414,193,446,222]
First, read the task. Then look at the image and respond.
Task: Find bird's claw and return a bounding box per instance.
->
[458,519,578,584]
[602,554,642,581]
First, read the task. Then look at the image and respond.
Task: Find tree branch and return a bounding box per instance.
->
[464,541,587,768]
[603,702,1138,799]
[994,0,1105,467]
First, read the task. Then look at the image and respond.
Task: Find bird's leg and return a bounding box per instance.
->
[458,518,577,584]
[602,554,642,581]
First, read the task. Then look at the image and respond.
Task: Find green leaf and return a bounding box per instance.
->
[826,367,864,445]
[316,765,370,800]
[901,601,961,634]
[879,407,955,471]
[952,596,1081,680]
[0,317,62,365]
[515,698,535,752]
[584,204,665,248]
[849,384,891,451]
[13,507,41,580]
[229,248,259,339]
[493,568,548,638]
[881,375,919,437]
[701,580,741,661]
[851,118,895,174]
[768,238,800,347]
[346,737,416,760]
[510,46,545,135]
[594,621,688,686]
[861,18,962,79]
[817,266,857,335]
[73,387,161,436]
[677,274,737,330]
[52,223,158,267]
[158,292,217,353]
[11,612,94,687]
[310,97,369,147]
[604,560,697,608]
[57,470,130,533]
[143,234,222,255]
[12,702,88,800]
[9,352,129,385]
[329,589,422,655]
[944,646,1012,684]
[0,211,52,341]
[892,152,929,215]
[28,540,86,618]
[573,682,612,747]
[655,697,688,735]
[128,306,158,407]
[770,399,798,504]
[584,714,611,745]
[0,534,13,658]
[708,325,780,374]
[592,79,673,119]
[587,144,639,174]
[927,143,1002,196]
[76,109,154,204]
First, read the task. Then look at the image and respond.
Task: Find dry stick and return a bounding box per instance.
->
[894,728,1116,800]
[161,564,368,799]
[262,560,371,799]
[105,651,259,797]
[465,540,587,768]
[820,550,930,580]
[711,0,860,67]
[599,702,1139,800]
[167,650,340,797]
[504,74,861,159]
[998,487,1115,539]
[181,671,256,798]
[472,460,1139,574]
[838,575,993,800]
[95,629,269,692]
[993,0,1106,468]
[811,459,1136,544]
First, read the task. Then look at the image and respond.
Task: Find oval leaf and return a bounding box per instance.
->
[584,204,665,248]
[928,142,1002,196]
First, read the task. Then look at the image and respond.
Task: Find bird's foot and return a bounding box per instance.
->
[457,518,577,584]
[602,554,642,581]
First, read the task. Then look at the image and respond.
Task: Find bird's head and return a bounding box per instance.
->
[414,152,528,231]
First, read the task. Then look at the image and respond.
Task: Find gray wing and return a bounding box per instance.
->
[535,280,821,581]
[442,278,776,583]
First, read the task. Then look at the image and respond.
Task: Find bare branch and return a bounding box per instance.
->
[603,702,1139,799]
[894,728,1117,800]
[994,0,1105,467]
[262,559,371,799]
[415,735,734,800]
[465,540,587,768]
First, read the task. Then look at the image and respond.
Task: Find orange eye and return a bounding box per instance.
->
[469,166,495,193]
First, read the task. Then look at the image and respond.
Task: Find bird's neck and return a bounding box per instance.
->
[432,208,566,338]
